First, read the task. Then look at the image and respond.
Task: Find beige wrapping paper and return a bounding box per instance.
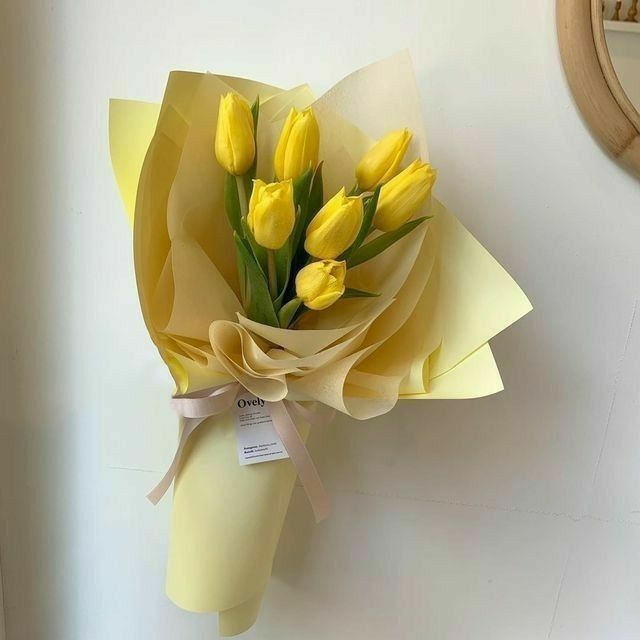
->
[109,51,532,635]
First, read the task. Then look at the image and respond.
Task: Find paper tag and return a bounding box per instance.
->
[234,392,289,466]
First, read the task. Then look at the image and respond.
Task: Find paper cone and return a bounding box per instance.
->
[166,411,309,636]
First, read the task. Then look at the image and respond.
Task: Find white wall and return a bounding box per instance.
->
[1,1,640,639]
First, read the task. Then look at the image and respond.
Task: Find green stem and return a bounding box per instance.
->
[267,250,278,299]
[236,176,248,217]
[236,176,249,304]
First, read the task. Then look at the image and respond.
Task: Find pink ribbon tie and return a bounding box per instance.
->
[146,382,333,522]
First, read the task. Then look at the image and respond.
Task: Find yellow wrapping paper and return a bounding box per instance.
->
[109,51,532,635]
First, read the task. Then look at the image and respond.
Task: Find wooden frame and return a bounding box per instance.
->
[557,0,640,177]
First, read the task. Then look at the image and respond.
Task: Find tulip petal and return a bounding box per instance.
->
[305,290,344,311]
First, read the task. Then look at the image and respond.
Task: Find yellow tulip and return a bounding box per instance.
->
[373,159,437,232]
[247,179,295,250]
[304,188,363,260]
[274,107,320,181]
[355,128,412,191]
[295,260,346,310]
[214,92,255,175]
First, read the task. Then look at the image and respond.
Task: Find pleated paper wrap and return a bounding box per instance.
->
[109,52,532,635]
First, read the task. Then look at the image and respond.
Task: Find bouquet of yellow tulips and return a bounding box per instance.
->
[215,89,436,329]
[109,52,531,636]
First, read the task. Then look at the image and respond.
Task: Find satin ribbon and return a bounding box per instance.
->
[146,382,334,522]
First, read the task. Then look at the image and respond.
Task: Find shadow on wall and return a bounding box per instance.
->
[271,307,570,575]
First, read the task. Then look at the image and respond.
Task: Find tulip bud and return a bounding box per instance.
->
[355,128,412,191]
[304,188,363,260]
[295,260,346,311]
[214,92,255,175]
[373,159,437,232]
[274,107,320,181]
[247,179,295,250]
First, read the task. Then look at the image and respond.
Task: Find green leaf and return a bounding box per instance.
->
[240,217,267,277]
[343,287,380,298]
[236,249,247,307]
[224,172,243,236]
[234,232,279,327]
[293,167,313,206]
[308,162,324,217]
[289,169,313,251]
[251,95,260,127]
[341,184,381,260]
[275,240,291,300]
[275,168,314,309]
[347,216,431,269]
[290,164,324,275]
[274,164,325,305]
[270,168,313,302]
[277,297,302,328]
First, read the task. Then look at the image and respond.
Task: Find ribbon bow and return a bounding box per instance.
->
[146,382,334,522]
